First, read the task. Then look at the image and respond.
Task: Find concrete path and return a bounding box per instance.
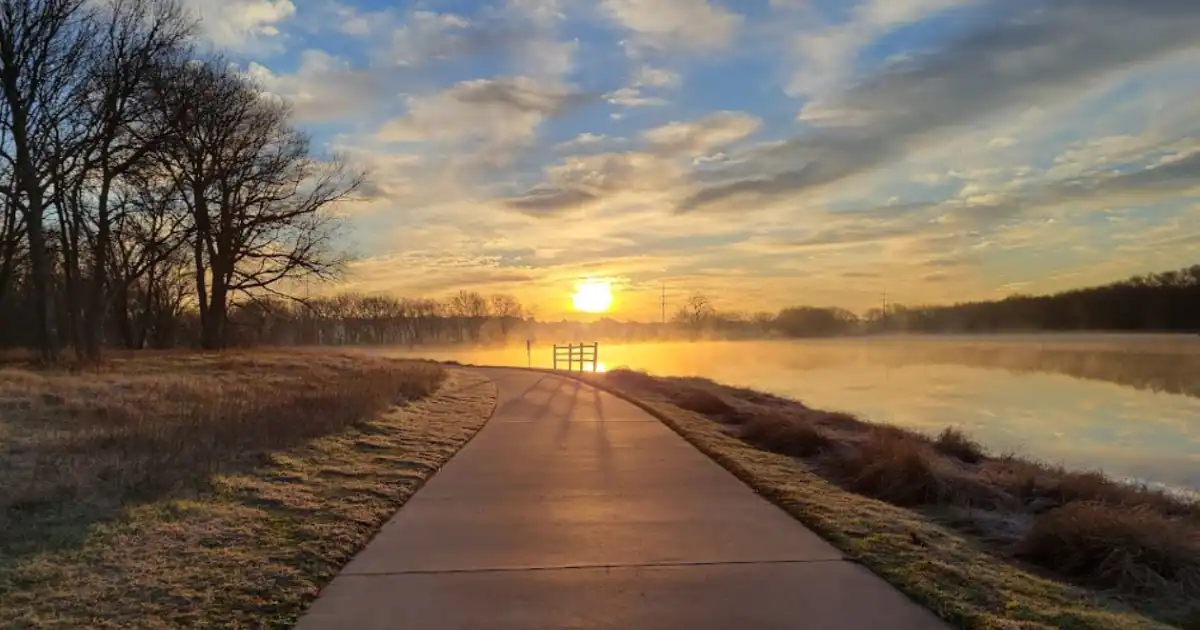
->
[295,369,950,629]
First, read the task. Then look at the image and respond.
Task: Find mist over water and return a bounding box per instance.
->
[383,334,1200,494]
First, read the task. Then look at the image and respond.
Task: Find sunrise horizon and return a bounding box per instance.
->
[159,0,1188,323]
[100,0,1200,325]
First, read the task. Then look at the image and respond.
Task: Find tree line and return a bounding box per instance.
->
[670,264,1200,338]
[868,265,1200,334]
[0,0,363,360]
[219,291,529,348]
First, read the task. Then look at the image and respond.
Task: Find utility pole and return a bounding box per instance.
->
[881,288,889,333]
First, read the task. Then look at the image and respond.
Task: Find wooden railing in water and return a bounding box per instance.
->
[553,342,599,372]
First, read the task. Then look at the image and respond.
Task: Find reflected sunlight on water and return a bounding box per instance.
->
[380,335,1200,494]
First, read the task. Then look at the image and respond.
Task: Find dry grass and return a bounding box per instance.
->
[935,427,988,464]
[583,368,1200,630]
[739,412,832,457]
[1018,503,1200,595]
[2,351,445,515]
[0,351,497,629]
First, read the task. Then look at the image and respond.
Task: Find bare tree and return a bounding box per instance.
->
[108,172,189,347]
[0,156,23,314]
[72,0,193,357]
[0,0,96,360]
[489,293,522,340]
[448,290,489,342]
[674,292,714,337]
[157,62,362,349]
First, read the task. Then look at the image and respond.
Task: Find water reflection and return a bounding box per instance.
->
[382,335,1200,493]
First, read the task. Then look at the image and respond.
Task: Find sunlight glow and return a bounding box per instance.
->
[572,280,613,313]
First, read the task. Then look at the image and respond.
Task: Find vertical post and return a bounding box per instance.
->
[593,342,599,372]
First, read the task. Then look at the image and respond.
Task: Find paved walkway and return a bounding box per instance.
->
[295,369,949,629]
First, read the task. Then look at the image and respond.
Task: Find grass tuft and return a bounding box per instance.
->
[934,427,987,463]
[668,387,735,416]
[739,413,831,457]
[831,429,960,507]
[1018,502,1200,594]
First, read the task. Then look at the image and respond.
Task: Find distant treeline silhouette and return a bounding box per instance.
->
[864,265,1200,335]
[664,265,1200,338]
[0,289,531,350]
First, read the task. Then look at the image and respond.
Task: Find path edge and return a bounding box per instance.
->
[488,365,965,630]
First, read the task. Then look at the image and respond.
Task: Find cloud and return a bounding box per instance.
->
[503,150,685,216]
[386,10,476,65]
[781,0,965,98]
[605,87,668,108]
[377,77,593,164]
[601,0,741,52]
[343,252,537,296]
[187,0,295,50]
[1053,149,1200,201]
[606,65,683,116]
[448,76,589,114]
[643,112,762,156]
[502,112,761,216]
[634,65,681,88]
[505,188,600,214]
[314,4,574,80]
[555,133,618,152]
[247,50,389,122]
[682,0,1200,212]
[316,1,387,37]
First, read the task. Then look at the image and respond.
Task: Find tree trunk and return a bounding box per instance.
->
[56,205,84,355]
[3,66,57,361]
[113,280,135,348]
[84,174,112,359]
[25,201,58,362]
[201,277,227,350]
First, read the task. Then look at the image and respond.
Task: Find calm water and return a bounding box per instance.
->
[382,335,1200,494]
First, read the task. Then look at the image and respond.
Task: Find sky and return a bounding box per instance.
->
[189,0,1200,321]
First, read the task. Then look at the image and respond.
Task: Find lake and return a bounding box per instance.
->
[382,334,1200,495]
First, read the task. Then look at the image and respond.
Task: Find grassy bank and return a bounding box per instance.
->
[579,368,1199,630]
[0,351,497,629]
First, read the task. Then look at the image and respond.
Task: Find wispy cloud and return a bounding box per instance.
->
[683,0,1200,213]
[601,0,741,53]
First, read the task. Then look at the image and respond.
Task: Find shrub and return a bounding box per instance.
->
[986,460,1200,518]
[606,368,664,392]
[740,413,830,457]
[668,387,735,416]
[830,429,1010,509]
[832,429,953,506]
[934,427,986,463]
[1018,502,1200,594]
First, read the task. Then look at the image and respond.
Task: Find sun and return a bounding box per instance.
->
[572,280,613,313]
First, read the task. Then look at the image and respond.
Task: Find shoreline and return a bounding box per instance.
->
[540,365,1199,630]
